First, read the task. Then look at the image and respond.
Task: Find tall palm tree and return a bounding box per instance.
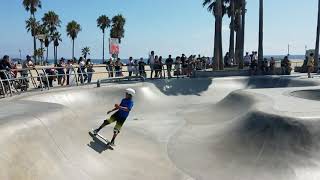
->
[97,15,111,63]
[38,24,48,64]
[81,47,91,59]
[258,0,264,67]
[42,11,61,35]
[23,0,42,64]
[315,0,320,69]
[66,21,82,59]
[52,32,62,64]
[23,0,41,18]
[238,0,246,69]
[26,17,40,63]
[110,15,126,43]
[44,36,50,63]
[227,0,235,63]
[203,0,227,70]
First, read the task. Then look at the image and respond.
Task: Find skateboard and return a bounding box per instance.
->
[89,130,114,150]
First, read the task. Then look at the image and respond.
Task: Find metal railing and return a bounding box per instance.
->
[0,64,202,98]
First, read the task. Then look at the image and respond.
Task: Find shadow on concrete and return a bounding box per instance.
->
[246,77,320,89]
[291,89,320,101]
[149,78,213,96]
[87,132,113,153]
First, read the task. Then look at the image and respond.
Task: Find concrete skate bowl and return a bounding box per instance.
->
[291,89,320,101]
[1,76,320,180]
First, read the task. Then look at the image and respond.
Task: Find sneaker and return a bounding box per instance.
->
[93,129,99,136]
[109,142,116,147]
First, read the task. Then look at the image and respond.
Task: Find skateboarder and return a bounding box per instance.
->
[93,88,136,146]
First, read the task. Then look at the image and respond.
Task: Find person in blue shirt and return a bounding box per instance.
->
[93,88,135,146]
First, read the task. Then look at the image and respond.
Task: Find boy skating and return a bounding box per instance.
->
[93,88,135,146]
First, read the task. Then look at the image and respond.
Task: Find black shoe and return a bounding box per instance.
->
[93,129,99,136]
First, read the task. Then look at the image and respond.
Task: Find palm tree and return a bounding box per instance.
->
[23,0,42,64]
[238,0,246,69]
[44,36,50,63]
[227,0,235,63]
[23,0,41,18]
[97,15,111,63]
[315,0,320,68]
[42,11,61,35]
[258,0,264,67]
[26,17,40,63]
[203,0,227,70]
[110,15,126,43]
[81,47,91,59]
[66,21,82,59]
[37,24,48,64]
[35,48,45,61]
[52,32,62,64]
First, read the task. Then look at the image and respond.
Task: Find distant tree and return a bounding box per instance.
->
[23,0,42,63]
[110,15,126,43]
[25,17,40,63]
[97,15,111,63]
[52,32,62,65]
[81,47,91,59]
[66,21,81,59]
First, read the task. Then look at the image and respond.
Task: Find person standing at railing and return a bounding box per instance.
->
[269,57,276,75]
[148,51,155,78]
[86,59,95,83]
[133,59,139,77]
[127,57,134,77]
[159,56,164,78]
[174,56,182,76]
[166,55,174,78]
[307,53,315,78]
[21,55,34,78]
[114,58,123,77]
[154,56,160,78]
[0,55,13,84]
[78,57,87,83]
[106,58,114,77]
[138,58,146,77]
[66,60,72,85]
[57,58,66,86]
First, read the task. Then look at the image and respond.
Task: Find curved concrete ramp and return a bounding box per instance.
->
[1,77,320,180]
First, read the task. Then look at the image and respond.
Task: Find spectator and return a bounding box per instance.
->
[86,59,94,83]
[114,58,123,77]
[57,58,66,86]
[224,52,230,67]
[174,56,182,76]
[148,51,155,78]
[21,55,34,78]
[127,57,134,77]
[0,55,13,82]
[154,56,160,78]
[78,57,87,83]
[138,58,146,77]
[281,56,292,75]
[269,57,276,75]
[66,60,72,85]
[165,55,174,78]
[133,59,139,77]
[159,56,164,78]
[261,58,269,74]
[244,52,251,66]
[45,68,56,87]
[307,53,315,78]
[250,59,258,75]
[106,58,114,78]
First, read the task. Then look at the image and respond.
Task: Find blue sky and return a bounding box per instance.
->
[0,0,318,59]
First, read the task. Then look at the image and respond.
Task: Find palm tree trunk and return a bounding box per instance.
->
[33,36,37,64]
[229,0,235,63]
[54,45,56,65]
[315,0,320,69]
[72,39,75,59]
[239,0,246,69]
[235,15,242,66]
[258,0,264,68]
[46,46,49,63]
[102,32,105,63]
[40,42,43,65]
[56,46,58,63]
[214,0,223,70]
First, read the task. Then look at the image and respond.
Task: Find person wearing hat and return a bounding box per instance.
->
[57,58,66,86]
[93,88,136,146]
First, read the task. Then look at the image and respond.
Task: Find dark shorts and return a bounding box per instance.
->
[107,112,127,131]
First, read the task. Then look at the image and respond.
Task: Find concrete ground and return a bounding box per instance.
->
[1,75,320,180]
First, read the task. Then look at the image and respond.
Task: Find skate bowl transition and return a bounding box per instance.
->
[2,76,320,180]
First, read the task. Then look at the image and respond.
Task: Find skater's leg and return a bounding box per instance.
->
[110,130,119,145]
[94,116,116,133]
[110,120,125,145]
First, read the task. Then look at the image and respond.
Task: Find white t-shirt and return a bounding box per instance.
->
[149,55,155,64]
[244,55,251,63]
